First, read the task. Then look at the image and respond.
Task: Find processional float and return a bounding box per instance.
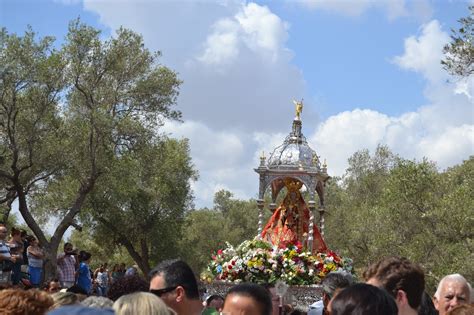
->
[203,100,353,311]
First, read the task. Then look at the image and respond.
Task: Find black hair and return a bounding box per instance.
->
[418,291,438,315]
[107,274,149,301]
[330,283,398,315]
[78,251,91,262]
[225,283,272,315]
[207,294,224,305]
[64,242,73,248]
[149,259,199,299]
[67,284,88,295]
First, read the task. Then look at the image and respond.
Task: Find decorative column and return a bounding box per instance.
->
[320,161,328,237]
[257,199,265,238]
[307,199,316,253]
[256,152,267,238]
[318,206,325,237]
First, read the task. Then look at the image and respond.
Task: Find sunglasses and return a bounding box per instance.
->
[150,286,178,297]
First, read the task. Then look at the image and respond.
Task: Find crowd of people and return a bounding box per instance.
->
[0,224,472,315]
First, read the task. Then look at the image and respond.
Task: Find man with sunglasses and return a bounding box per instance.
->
[149,259,203,315]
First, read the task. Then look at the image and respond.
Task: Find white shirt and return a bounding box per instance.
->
[308,300,324,315]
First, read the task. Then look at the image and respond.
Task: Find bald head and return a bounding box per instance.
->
[434,274,471,315]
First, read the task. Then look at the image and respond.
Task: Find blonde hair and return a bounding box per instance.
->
[113,292,173,315]
[51,292,79,309]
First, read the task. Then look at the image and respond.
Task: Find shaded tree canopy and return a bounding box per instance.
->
[0,20,182,278]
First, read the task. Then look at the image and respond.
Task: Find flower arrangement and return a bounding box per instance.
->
[201,239,353,285]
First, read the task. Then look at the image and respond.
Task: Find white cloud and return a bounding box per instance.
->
[392,20,450,83]
[305,20,473,176]
[81,2,472,208]
[198,3,289,66]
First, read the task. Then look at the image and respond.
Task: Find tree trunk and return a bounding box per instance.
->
[98,217,151,277]
[15,177,96,280]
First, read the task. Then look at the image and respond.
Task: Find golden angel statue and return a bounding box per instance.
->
[293,99,303,120]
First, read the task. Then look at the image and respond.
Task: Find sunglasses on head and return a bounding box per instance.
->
[150,286,178,297]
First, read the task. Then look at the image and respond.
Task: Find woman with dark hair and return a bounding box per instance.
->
[27,237,44,288]
[76,251,92,295]
[222,283,273,315]
[329,283,398,315]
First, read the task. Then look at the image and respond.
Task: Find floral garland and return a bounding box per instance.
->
[201,239,354,285]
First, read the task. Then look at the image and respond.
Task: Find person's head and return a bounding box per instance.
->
[364,256,425,313]
[82,296,114,309]
[206,294,224,311]
[78,251,91,263]
[0,225,8,240]
[433,274,471,315]
[51,291,79,309]
[47,305,115,315]
[222,283,273,315]
[113,292,174,315]
[418,291,438,315]
[149,259,200,313]
[64,242,74,254]
[29,237,39,246]
[10,227,21,241]
[46,278,62,294]
[321,272,354,309]
[67,284,88,296]
[0,288,54,315]
[330,283,398,315]
[107,274,149,301]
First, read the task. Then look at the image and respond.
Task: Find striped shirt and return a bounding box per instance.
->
[0,241,11,260]
[27,247,43,268]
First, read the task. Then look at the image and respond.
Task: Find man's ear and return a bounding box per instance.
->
[396,290,408,306]
[322,292,330,307]
[175,286,186,302]
[432,296,440,311]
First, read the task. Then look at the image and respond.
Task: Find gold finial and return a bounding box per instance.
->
[312,155,319,166]
[322,159,327,171]
[293,99,304,120]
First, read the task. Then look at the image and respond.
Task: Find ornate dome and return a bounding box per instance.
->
[267,119,322,171]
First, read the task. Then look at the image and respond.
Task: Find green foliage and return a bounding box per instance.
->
[178,190,270,273]
[0,21,183,278]
[442,5,473,77]
[325,147,473,292]
[68,225,135,269]
[78,137,197,274]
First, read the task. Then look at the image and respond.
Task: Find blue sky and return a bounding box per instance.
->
[1,0,473,208]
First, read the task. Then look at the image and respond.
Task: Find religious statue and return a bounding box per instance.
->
[261,178,327,253]
[293,99,303,120]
